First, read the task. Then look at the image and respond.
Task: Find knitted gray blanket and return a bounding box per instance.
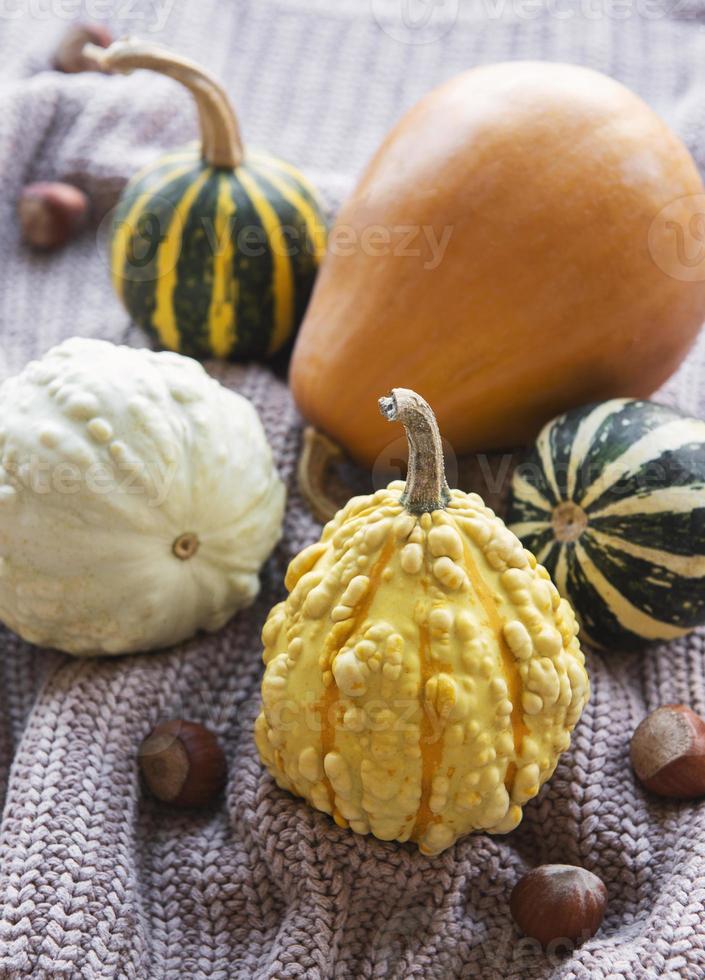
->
[1,1,705,976]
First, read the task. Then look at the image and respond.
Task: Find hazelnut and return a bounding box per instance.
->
[138,720,227,808]
[53,22,113,73]
[510,864,607,948]
[630,703,705,799]
[18,182,89,250]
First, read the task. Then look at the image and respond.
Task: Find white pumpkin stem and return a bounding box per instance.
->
[173,531,200,560]
[379,388,451,514]
[83,38,244,169]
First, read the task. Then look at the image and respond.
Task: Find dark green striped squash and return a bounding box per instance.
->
[92,39,326,360]
[507,398,705,651]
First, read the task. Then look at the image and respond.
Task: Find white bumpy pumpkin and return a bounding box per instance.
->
[0,338,285,655]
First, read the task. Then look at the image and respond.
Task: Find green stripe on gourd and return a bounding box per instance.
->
[170,169,222,359]
[114,148,202,220]
[117,167,201,337]
[508,398,705,650]
[93,38,326,361]
[227,169,277,358]
[248,149,327,224]
[248,166,322,329]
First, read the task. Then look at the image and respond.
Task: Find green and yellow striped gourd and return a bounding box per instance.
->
[90,40,326,360]
[508,398,705,651]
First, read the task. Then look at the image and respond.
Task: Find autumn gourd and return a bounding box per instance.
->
[290,62,705,466]
[87,39,326,360]
[0,338,285,655]
[509,399,705,650]
[256,389,589,854]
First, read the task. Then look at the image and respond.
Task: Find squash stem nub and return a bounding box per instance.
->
[83,38,244,169]
[379,388,451,514]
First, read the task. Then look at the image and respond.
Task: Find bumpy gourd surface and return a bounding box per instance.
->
[256,483,589,855]
[0,338,285,655]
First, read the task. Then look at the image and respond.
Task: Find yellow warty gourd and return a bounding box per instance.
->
[255,389,589,854]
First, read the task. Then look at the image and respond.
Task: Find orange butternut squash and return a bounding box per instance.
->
[290,62,705,467]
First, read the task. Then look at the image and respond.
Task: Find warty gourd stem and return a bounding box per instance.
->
[83,38,244,169]
[379,388,451,514]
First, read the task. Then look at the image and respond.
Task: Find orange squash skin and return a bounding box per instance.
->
[290,62,705,467]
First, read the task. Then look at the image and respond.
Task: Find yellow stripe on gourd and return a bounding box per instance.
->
[252,161,327,264]
[591,483,705,519]
[248,149,326,211]
[512,473,553,515]
[207,174,238,358]
[111,163,195,301]
[554,545,569,599]
[581,418,705,510]
[151,167,212,353]
[574,540,686,640]
[126,146,199,192]
[590,529,705,579]
[536,422,561,504]
[535,539,555,566]
[511,520,552,540]
[566,400,631,499]
[237,168,294,356]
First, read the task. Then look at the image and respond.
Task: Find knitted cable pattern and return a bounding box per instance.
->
[1,2,705,977]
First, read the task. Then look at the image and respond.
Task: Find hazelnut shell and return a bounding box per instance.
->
[138,720,227,808]
[510,864,607,948]
[53,22,113,73]
[630,703,705,799]
[18,182,89,250]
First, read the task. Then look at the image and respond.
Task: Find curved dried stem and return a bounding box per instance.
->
[379,387,450,514]
[84,38,244,168]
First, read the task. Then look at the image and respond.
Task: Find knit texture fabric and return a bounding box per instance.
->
[1,1,705,977]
